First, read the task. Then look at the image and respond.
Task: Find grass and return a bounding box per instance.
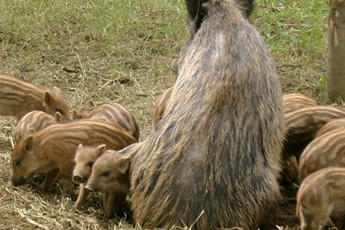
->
[0,0,337,229]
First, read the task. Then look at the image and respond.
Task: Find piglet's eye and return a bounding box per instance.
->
[101,171,110,177]
[15,158,23,167]
[86,161,94,168]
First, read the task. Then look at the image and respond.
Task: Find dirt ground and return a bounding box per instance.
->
[0,62,325,230]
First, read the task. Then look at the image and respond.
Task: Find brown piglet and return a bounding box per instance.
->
[14,110,61,145]
[314,118,345,138]
[283,106,345,161]
[297,167,345,230]
[73,144,106,210]
[152,87,173,131]
[84,144,139,218]
[74,101,140,141]
[0,75,71,121]
[10,119,136,194]
[299,129,345,182]
[282,93,317,114]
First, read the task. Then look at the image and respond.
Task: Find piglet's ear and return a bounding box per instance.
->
[85,100,95,109]
[117,157,130,174]
[96,144,107,157]
[96,144,106,153]
[54,111,62,121]
[43,91,54,107]
[77,144,83,150]
[72,110,80,119]
[27,127,35,136]
[24,136,34,153]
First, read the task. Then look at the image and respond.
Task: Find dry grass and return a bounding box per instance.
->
[0,0,341,229]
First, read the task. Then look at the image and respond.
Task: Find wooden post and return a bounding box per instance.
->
[327,0,345,102]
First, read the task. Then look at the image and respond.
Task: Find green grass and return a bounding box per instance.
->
[253,0,328,102]
[0,0,334,229]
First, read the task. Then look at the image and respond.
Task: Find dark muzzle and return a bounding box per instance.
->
[11,176,26,186]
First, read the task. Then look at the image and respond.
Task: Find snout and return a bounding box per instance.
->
[11,176,27,186]
[84,180,98,192]
[73,174,86,183]
[84,184,94,192]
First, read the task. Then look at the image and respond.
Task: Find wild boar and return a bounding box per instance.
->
[296,167,345,230]
[282,93,317,114]
[73,144,106,210]
[283,106,345,162]
[299,129,345,182]
[10,119,136,194]
[128,0,284,229]
[0,75,71,121]
[14,110,61,144]
[84,144,139,218]
[314,118,345,138]
[74,101,139,141]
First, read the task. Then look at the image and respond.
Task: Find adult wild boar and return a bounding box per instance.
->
[128,0,284,229]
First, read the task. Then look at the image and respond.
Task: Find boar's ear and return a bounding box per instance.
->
[85,100,95,108]
[96,144,107,157]
[23,136,34,153]
[43,91,54,107]
[54,111,62,121]
[117,157,130,174]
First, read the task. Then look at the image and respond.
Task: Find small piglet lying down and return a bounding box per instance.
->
[82,144,139,219]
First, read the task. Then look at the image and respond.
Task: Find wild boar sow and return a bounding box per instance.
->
[128,0,284,229]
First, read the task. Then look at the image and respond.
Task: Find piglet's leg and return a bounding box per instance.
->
[42,168,59,192]
[74,184,89,210]
[103,192,115,219]
[57,166,74,196]
[60,177,74,196]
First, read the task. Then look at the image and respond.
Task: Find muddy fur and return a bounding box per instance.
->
[128,0,284,229]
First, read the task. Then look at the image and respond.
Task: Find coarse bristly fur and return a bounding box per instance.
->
[127,0,284,229]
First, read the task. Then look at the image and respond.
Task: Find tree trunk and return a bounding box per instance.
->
[327,0,345,102]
